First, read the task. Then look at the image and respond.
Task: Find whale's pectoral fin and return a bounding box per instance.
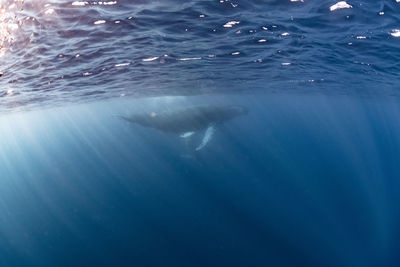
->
[195,124,215,151]
[180,131,195,138]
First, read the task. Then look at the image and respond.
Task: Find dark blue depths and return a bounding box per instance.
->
[0,95,400,266]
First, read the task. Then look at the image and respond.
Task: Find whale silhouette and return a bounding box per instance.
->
[118,105,248,150]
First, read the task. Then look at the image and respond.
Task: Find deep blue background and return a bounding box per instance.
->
[1,94,400,266]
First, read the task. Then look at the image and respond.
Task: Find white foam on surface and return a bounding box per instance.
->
[330,1,352,11]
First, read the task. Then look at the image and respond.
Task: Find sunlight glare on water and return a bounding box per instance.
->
[0,0,23,57]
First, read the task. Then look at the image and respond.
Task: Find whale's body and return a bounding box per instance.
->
[120,105,248,133]
[119,105,248,151]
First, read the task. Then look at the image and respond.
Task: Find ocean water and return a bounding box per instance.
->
[1,0,400,266]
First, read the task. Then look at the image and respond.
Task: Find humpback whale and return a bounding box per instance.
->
[118,105,248,150]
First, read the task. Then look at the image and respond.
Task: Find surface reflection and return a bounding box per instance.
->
[0,0,23,57]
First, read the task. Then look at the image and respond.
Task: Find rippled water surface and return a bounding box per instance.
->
[0,0,400,111]
[1,0,400,266]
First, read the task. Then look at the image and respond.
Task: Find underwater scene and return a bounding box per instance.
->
[1,0,400,266]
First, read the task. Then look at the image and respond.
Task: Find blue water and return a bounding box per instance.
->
[1,0,400,266]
